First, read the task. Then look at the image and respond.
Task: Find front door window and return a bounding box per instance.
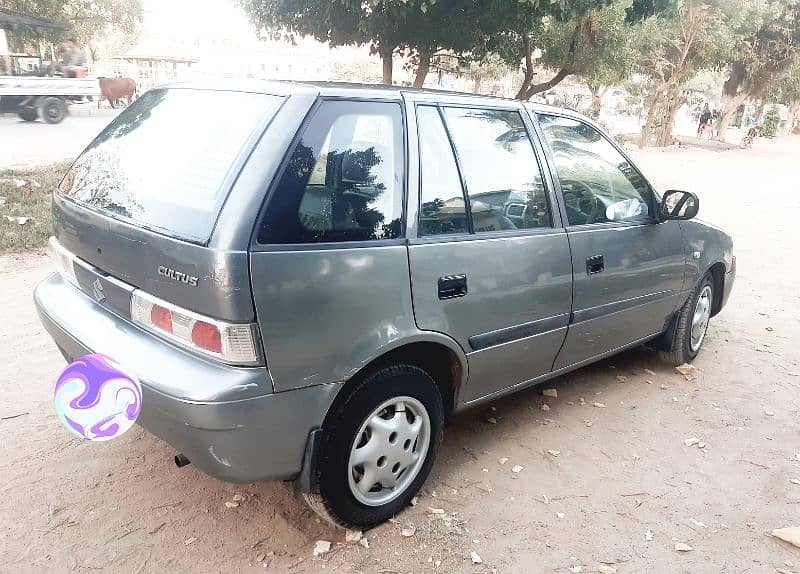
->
[537,114,654,226]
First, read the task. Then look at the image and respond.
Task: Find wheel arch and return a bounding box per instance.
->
[707,261,726,317]
[326,335,468,424]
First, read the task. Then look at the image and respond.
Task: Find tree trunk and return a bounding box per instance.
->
[473,76,482,94]
[639,85,665,148]
[413,49,431,88]
[379,44,394,85]
[588,84,602,119]
[517,68,571,100]
[784,100,800,136]
[655,86,685,147]
[514,35,534,99]
[716,91,749,141]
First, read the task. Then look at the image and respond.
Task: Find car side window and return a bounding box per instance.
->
[258,100,403,244]
[417,106,469,237]
[537,114,654,226]
[443,107,552,233]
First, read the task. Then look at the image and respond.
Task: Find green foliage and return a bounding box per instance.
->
[3,0,142,47]
[763,60,800,104]
[761,106,781,137]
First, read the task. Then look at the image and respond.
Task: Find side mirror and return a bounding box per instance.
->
[660,190,699,220]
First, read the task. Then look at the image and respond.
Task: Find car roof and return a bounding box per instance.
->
[160,78,586,118]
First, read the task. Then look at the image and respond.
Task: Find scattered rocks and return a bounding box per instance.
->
[359,538,370,549]
[543,388,558,398]
[593,402,607,408]
[547,449,561,457]
[470,551,482,564]
[345,529,363,543]
[556,512,566,519]
[675,364,695,376]
[184,537,198,546]
[541,403,551,412]
[674,542,693,552]
[425,507,445,516]
[644,368,657,377]
[684,437,706,448]
[790,479,800,485]
[313,540,331,556]
[645,529,654,541]
[773,527,800,548]
[690,518,708,528]
[498,457,509,465]
[485,417,498,425]
[512,465,524,473]
[765,409,776,416]
[400,525,416,537]
[598,566,617,574]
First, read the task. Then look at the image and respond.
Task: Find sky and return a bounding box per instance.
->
[142,0,258,39]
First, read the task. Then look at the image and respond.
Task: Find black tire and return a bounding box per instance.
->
[37,97,67,124]
[659,273,715,366]
[18,108,38,122]
[304,364,444,528]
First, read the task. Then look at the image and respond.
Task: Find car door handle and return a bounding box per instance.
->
[438,275,467,300]
[586,255,604,275]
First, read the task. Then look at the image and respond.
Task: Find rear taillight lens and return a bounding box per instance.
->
[49,236,78,286]
[191,320,222,353]
[131,291,261,365]
[150,304,173,333]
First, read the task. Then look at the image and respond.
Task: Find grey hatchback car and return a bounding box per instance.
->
[35,81,735,527]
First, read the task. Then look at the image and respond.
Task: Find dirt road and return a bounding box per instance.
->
[1,137,799,574]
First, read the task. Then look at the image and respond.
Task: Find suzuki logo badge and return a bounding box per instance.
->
[92,278,106,303]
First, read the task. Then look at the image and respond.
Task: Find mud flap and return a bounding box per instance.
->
[295,428,323,494]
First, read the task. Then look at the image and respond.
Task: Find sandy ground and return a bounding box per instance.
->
[1,135,799,574]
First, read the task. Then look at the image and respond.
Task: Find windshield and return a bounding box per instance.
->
[57,88,284,243]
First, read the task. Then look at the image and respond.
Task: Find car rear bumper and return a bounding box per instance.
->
[34,273,341,483]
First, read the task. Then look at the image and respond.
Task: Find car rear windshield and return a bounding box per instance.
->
[57,88,284,243]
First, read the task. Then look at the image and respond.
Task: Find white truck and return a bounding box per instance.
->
[0,75,99,124]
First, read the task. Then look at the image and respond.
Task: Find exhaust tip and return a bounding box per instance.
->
[174,453,191,468]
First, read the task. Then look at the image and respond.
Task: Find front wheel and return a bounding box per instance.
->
[303,364,444,528]
[660,273,714,365]
[18,108,38,122]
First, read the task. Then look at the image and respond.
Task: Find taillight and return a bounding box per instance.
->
[131,291,261,366]
[191,320,222,353]
[150,304,173,333]
[49,236,78,286]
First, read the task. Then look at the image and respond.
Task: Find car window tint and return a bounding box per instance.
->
[417,106,468,237]
[443,107,551,233]
[537,114,653,226]
[259,101,403,244]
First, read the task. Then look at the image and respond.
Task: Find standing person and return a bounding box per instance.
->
[697,104,712,137]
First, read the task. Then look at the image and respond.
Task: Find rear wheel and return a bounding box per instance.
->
[37,97,67,124]
[18,108,38,122]
[659,273,714,365]
[303,364,444,528]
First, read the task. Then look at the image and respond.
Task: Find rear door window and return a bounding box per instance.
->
[417,105,468,237]
[258,100,404,244]
[58,88,284,243]
[443,107,552,232]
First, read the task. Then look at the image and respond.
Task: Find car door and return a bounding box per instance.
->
[532,111,687,370]
[406,98,573,404]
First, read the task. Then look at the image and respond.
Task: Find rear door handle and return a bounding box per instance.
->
[586,255,604,275]
[438,274,467,300]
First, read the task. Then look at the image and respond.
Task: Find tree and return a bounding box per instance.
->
[3,0,142,49]
[239,0,491,85]
[763,60,800,134]
[633,0,725,146]
[547,1,639,117]
[714,0,800,140]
